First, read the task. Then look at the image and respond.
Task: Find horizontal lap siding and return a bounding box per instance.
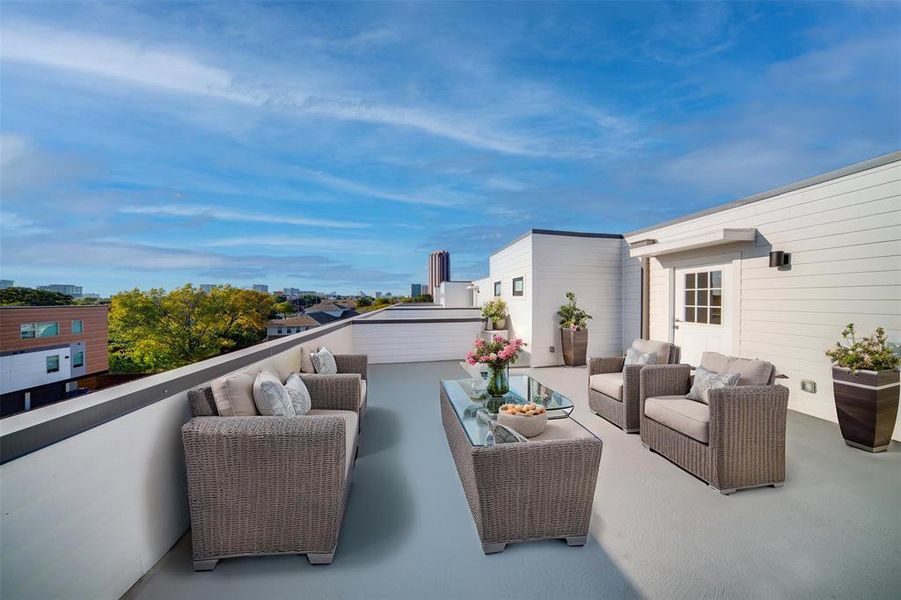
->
[622,247,642,351]
[352,321,483,364]
[531,235,624,367]
[636,159,901,438]
[488,237,533,365]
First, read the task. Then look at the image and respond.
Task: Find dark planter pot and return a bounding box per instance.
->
[832,367,900,452]
[560,328,588,367]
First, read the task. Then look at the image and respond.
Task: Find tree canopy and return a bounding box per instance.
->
[0,287,75,306]
[108,284,274,373]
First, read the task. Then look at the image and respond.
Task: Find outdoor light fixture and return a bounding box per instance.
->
[769,251,790,268]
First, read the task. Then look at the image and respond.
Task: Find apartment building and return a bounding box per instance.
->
[265,315,320,340]
[37,284,83,298]
[0,305,110,416]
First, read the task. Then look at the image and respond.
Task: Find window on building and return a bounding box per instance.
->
[72,319,84,334]
[512,277,524,296]
[277,328,283,334]
[493,281,501,297]
[72,351,84,368]
[20,322,60,339]
[684,270,723,324]
[46,355,60,373]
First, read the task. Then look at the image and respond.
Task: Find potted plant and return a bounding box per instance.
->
[481,298,507,330]
[825,324,900,452]
[466,335,525,412]
[557,291,591,366]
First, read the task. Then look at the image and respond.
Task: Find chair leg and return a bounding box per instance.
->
[771,483,784,488]
[481,542,506,554]
[193,559,219,571]
[307,553,334,565]
[716,488,736,495]
[566,536,587,547]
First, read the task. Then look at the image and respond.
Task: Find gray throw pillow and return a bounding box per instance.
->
[311,346,338,374]
[252,371,297,416]
[687,366,740,404]
[624,347,656,367]
[285,372,312,415]
[490,422,527,444]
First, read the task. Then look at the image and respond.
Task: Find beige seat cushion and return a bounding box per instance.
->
[632,339,673,365]
[307,409,358,480]
[211,372,258,417]
[645,395,710,443]
[589,372,624,400]
[700,352,775,386]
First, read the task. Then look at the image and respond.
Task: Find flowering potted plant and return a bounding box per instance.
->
[825,324,899,452]
[556,291,591,366]
[481,298,507,330]
[466,335,525,410]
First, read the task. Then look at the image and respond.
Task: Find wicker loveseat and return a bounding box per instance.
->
[588,339,680,433]
[639,352,789,494]
[182,346,367,570]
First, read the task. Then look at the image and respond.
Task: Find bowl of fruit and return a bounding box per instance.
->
[496,403,548,438]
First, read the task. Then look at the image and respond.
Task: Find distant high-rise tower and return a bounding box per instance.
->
[429,250,451,294]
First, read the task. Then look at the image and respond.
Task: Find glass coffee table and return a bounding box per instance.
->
[442,374,575,446]
[439,374,602,553]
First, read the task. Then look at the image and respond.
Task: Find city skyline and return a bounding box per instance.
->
[1,2,898,296]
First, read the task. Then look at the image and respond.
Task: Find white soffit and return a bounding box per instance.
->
[629,228,757,258]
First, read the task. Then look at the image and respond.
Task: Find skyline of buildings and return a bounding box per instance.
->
[428,250,451,297]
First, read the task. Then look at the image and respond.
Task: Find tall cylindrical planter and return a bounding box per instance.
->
[832,367,900,452]
[560,328,588,367]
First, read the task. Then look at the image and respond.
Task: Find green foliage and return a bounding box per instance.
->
[108,284,275,374]
[298,294,320,307]
[825,323,899,373]
[355,294,431,313]
[356,295,374,308]
[0,286,74,306]
[556,291,592,330]
[481,298,507,325]
[272,301,295,316]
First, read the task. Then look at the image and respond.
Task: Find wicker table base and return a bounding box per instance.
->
[440,384,603,554]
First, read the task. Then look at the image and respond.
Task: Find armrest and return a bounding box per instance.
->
[708,385,789,445]
[589,356,625,376]
[334,354,368,380]
[639,364,692,400]
[300,373,362,412]
[622,364,644,401]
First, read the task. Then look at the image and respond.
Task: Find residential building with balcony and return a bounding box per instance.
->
[0,304,110,416]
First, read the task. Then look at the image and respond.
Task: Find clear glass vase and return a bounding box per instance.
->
[486,364,509,398]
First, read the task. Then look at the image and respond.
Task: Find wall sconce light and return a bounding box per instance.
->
[769,251,791,268]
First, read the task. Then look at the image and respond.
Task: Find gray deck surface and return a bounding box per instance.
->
[126,361,901,599]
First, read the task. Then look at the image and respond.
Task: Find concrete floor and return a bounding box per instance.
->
[126,361,901,600]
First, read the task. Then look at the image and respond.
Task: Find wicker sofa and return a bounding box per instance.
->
[639,352,789,494]
[182,346,367,570]
[588,339,680,433]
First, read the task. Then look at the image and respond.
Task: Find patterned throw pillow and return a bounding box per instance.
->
[311,346,338,374]
[252,371,297,416]
[285,372,312,415]
[687,366,740,404]
[490,422,527,444]
[624,347,656,367]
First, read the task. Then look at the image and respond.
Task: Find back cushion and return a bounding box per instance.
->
[632,339,673,365]
[211,372,258,416]
[700,352,775,386]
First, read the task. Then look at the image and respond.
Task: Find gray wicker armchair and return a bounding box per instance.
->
[304,354,368,419]
[588,339,680,433]
[638,352,789,494]
[183,369,364,570]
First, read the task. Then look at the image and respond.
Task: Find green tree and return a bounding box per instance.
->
[0,287,74,306]
[108,284,274,373]
[272,301,295,316]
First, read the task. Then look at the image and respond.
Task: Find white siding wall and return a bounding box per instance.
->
[0,326,353,600]
[631,159,901,439]
[0,347,72,394]
[352,321,483,364]
[530,234,624,366]
[621,245,643,351]
[488,236,533,365]
[473,277,491,307]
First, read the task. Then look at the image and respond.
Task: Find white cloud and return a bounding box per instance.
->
[119,204,368,229]
[0,211,51,236]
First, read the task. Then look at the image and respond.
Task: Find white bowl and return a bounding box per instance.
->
[496,410,548,438]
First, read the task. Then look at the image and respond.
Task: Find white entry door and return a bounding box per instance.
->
[673,264,733,367]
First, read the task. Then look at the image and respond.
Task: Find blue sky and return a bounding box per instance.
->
[1,1,898,296]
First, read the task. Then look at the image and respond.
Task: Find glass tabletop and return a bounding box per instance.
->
[442,374,575,447]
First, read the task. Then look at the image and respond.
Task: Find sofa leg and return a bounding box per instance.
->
[624,427,639,434]
[771,483,784,488]
[717,488,736,495]
[641,442,650,451]
[566,536,587,547]
[481,542,506,554]
[307,553,334,565]
[193,559,219,571]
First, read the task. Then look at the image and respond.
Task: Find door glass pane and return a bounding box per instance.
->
[710,308,722,325]
[710,289,722,306]
[685,307,695,322]
[696,289,709,308]
[685,273,695,288]
[697,307,708,323]
[685,290,695,305]
[46,356,60,373]
[697,272,708,288]
[710,271,722,288]
[73,351,84,367]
